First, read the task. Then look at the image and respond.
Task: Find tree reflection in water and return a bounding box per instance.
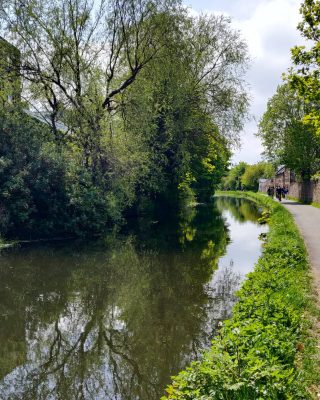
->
[0,197,264,400]
[215,196,263,223]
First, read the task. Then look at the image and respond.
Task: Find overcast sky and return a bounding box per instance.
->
[183,0,304,164]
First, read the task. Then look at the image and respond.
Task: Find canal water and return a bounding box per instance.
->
[0,196,268,400]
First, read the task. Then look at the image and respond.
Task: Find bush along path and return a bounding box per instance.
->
[162,192,320,400]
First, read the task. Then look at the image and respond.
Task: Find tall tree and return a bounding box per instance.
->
[258,84,320,181]
[1,0,182,164]
[241,162,274,191]
[118,14,248,203]
[221,162,248,190]
[287,0,320,134]
[0,2,250,237]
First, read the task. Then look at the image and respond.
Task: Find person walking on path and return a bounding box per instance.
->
[267,186,274,198]
[282,186,288,199]
[276,186,282,201]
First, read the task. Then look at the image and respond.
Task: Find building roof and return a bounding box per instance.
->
[276,165,285,175]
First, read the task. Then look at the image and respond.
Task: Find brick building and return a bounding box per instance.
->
[274,165,295,188]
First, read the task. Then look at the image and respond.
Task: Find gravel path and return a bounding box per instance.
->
[282,199,320,300]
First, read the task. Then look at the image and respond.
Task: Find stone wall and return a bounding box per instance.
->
[282,181,320,204]
[259,179,274,192]
[313,181,320,204]
[288,182,311,203]
[288,182,300,200]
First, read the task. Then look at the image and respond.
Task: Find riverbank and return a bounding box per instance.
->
[163,191,320,399]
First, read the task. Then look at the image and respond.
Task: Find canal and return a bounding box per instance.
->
[0,196,268,400]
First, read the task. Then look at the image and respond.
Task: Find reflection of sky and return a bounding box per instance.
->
[0,301,125,400]
[216,209,268,276]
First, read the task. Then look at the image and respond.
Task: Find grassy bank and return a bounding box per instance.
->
[163,191,320,399]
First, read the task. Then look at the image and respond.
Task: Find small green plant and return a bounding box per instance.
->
[258,210,270,224]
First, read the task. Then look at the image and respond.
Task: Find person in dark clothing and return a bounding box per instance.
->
[282,186,288,199]
[276,186,282,201]
[270,186,274,198]
[267,186,274,198]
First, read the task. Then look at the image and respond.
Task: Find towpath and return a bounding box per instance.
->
[282,199,320,300]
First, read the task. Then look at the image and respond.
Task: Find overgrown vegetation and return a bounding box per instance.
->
[286,0,320,136]
[258,83,320,182]
[258,0,320,186]
[221,162,274,191]
[0,0,249,240]
[163,192,320,399]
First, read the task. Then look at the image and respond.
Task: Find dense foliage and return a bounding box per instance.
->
[256,0,320,186]
[241,163,274,191]
[221,162,274,191]
[0,108,124,237]
[287,0,320,135]
[163,193,315,399]
[221,162,247,191]
[258,84,320,182]
[0,0,249,239]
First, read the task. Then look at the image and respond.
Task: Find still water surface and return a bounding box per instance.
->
[0,197,267,400]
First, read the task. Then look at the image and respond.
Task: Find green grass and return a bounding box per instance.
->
[163,191,320,400]
[287,195,299,202]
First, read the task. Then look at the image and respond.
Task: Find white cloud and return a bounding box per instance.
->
[184,0,304,164]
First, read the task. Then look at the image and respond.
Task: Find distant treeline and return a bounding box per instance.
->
[221,161,274,192]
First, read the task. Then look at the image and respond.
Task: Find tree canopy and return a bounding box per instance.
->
[221,162,247,191]
[241,162,274,191]
[258,84,320,181]
[287,0,320,135]
[221,162,274,191]
[0,0,250,238]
